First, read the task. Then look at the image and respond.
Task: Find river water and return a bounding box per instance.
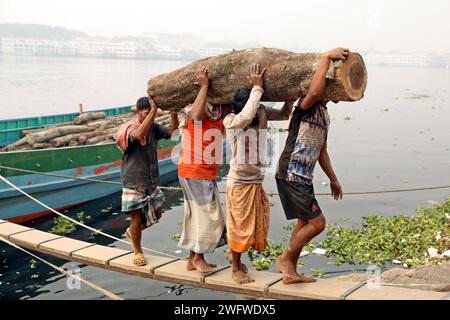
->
[0,54,449,300]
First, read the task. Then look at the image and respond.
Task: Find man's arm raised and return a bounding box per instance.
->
[223,63,266,129]
[131,96,158,141]
[300,47,349,111]
[166,111,179,138]
[190,66,209,121]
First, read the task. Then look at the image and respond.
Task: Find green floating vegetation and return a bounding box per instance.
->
[310,268,326,279]
[167,199,450,272]
[283,222,296,231]
[100,206,113,213]
[317,198,450,267]
[30,259,37,269]
[171,222,184,242]
[248,240,286,271]
[247,233,314,271]
[49,211,91,235]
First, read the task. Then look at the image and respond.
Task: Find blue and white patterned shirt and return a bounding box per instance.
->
[276,101,330,183]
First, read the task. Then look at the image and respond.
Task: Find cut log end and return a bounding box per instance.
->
[339,52,367,101]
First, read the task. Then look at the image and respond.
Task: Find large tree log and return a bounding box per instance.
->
[85,134,114,145]
[50,134,80,147]
[147,48,367,110]
[31,143,53,150]
[21,121,76,135]
[78,128,117,145]
[74,112,107,125]
[68,141,80,147]
[26,126,92,144]
[1,137,28,151]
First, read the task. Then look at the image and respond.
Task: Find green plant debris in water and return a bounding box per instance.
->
[171,221,184,242]
[242,224,317,271]
[76,211,91,224]
[30,259,37,269]
[100,206,113,213]
[49,211,91,235]
[310,268,326,278]
[317,197,450,267]
[50,217,76,235]
[283,222,296,231]
[248,240,286,271]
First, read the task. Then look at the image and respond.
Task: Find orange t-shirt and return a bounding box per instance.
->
[178,115,224,180]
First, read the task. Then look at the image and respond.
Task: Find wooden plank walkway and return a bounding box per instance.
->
[0,219,448,300]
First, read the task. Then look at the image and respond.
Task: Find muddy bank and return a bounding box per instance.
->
[333,260,450,292]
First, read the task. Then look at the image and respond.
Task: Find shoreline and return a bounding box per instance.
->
[333,260,450,292]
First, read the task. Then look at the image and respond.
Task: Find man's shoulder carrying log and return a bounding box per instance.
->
[147,47,367,110]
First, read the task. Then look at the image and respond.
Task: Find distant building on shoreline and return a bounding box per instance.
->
[0,37,231,61]
[1,37,449,69]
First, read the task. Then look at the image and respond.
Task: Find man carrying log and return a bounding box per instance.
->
[114,96,179,266]
[275,48,347,284]
[224,63,294,284]
[177,67,233,273]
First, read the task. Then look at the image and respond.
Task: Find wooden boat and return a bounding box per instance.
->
[0,106,179,223]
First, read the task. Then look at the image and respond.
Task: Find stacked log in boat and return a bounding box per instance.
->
[0,109,172,152]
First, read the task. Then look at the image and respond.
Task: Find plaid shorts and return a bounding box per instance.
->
[121,187,165,228]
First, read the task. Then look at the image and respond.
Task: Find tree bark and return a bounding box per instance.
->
[85,134,114,145]
[1,137,28,151]
[78,128,117,145]
[147,48,367,110]
[26,126,92,144]
[74,112,107,125]
[50,134,81,147]
[31,143,53,149]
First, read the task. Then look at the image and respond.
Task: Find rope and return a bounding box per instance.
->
[0,165,182,191]
[0,174,180,260]
[0,236,123,300]
[1,164,450,196]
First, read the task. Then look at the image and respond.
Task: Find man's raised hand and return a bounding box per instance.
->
[148,95,158,115]
[196,66,209,88]
[248,63,266,88]
[323,47,349,61]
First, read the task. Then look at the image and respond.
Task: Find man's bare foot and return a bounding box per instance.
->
[276,253,296,276]
[192,258,215,273]
[186,257,194,271]
[282,274,317,285]
[232,269,255,284]
[224,250,248,273]
[186,260,217,271]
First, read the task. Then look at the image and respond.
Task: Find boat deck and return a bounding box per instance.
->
[0,219,448,300]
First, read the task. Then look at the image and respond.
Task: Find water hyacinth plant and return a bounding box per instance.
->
[317,197,450,267]
[248,240,286,271]
[49,211,91,235]
[171,222,184,242]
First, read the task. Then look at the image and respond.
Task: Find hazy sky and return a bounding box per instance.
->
[1,0,448,53]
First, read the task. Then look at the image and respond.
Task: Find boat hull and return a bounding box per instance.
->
[2,161,179,223]
[0,142,180,222]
